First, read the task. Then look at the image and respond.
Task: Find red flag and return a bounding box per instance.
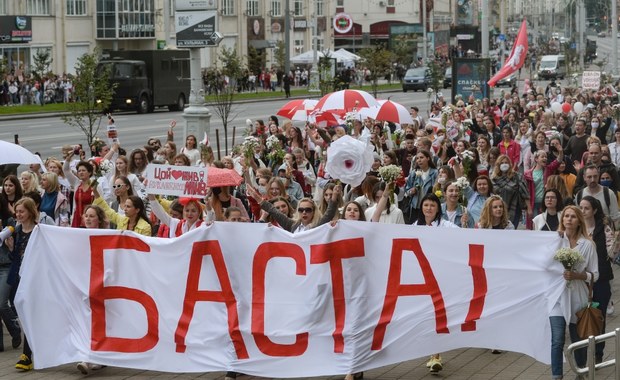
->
[488,19,528,87]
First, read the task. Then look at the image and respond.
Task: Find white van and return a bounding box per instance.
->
[538,55,566,80]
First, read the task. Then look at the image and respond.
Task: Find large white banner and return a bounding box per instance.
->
[16,223,565,376]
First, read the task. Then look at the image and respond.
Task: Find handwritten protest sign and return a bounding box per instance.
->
[145,164,208,198]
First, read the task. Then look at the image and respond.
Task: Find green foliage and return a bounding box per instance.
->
[61,49,114,148]
[318,54,335,95]
[391,35,415,70]
[357,45,394,98]
[274,40,286,71]
[32,48,52,82]
[0,57,8,77]
[427,60,444,94]
[219,45,244,81]
[247,45,265,75]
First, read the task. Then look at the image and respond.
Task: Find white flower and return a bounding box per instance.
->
[415,170,423,177]
[427,88,434,93]
[100,160,113,175]
[442,105,453,115]
[325,135,374,188]
[379,164,402,183]
[455,176,470,189]
[461,150,475,161]
[266,135,280,150]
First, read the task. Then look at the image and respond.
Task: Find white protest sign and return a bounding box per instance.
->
[145,164,208,198]
[581,71,601,90]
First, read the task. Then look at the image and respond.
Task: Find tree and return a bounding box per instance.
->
[32,48,53,106]
[206,46,245,156]
[318,54,335,96]
[391,35,414,72]
[357,45,394,98]
[274,40,286,71]
[427,60,444,95]
[61,49,115,149]
[247,45,265,76]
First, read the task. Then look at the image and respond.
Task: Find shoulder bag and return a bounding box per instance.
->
[575,272,604,339]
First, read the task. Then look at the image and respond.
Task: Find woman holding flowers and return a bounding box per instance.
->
[367,182,405,224]
[404,150,438,224]
[579,196,613,363]
[550,205,598,379]
[92,185,151,236]
[441,179,474,228]
[475,195,514,229]
[524,148,562,223]
[491,155,530,229]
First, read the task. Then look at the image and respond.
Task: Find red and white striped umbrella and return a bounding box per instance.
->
[276,99,318,119]
[315,89,379,112]
[358,99,414,125]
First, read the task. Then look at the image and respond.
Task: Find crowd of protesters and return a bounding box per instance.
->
[2,57,620,379]
[0,70,74,107]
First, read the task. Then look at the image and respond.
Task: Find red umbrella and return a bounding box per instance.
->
[276,99,318,119]
[207,167,243,187]
[315,89,379,112]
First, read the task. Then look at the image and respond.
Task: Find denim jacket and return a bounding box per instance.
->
[441,203,474,228]
[404,168,438,210]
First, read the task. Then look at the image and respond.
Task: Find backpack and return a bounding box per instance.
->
[575,186,612,212]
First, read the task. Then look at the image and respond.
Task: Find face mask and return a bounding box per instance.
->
[591,122,599,129]
[500,163,510,172]
[257,185,267,195]
[438,177,446,184]
[601,179,613,187]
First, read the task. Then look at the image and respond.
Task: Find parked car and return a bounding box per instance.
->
[598,31,607,37]
[402,67,430,92]
[497,74,517,87]
[443,67,452,88]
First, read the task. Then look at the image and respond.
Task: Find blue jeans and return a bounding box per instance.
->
[0,266,20,343]
[550,316,586,378]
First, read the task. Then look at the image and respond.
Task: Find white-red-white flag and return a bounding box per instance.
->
[488,19,528,87]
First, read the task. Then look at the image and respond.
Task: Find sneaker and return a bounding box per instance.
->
[15,354,33,371]
[77,362,90,375]
[428,356,443,373]
[491,349,503,354]
[607,302,614,315]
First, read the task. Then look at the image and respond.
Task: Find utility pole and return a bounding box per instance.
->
[613,0,618,76]
[422,0,427,62]
[309,11,319,92]
[500,0,505,66]
[578,0,584,70]
[481,0,489,58]
[284,0,291,76]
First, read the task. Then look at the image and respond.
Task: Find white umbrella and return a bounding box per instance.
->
[0,141,40,165]
[315,89,379,112]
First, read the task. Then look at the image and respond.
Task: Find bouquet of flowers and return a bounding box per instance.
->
[554,247,583,287]
[345,111,359,134]
[265,135,285,163]
[241,136,260,166]
[455,176,470,207]
[392,129,405,146]
[461,150,475,179]
[379,164,403,201]
[441,105,453,127]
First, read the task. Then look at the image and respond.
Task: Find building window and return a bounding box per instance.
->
[270,0,281,16]
[315,0,323,16]
[294,39,303,53]
[0,0,6,15]
[316,38,324,52]
[387,0,395,5]
[96,0,155,39]
[336,0,343,6]
[67,0,87,15]
[27,0,51,15]
[246,0,259,16]
[170,0,175,14]
[294,0,303,16]
[222,0,235,15]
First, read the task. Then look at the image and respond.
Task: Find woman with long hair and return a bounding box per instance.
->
[247,185,339,233]
[128,149,149,182]
[340,201,366,221]
[463,175,493,224]
[180,134,200,165]
[524,148,562,220]
[441,180,474,228]
[550,205,598,379]
[491,155,530,228]
[476,195,514,229]
[19,171,40,194]
[207,186,249,222]
[109,176,135,215]
[499,126,521,172]
[40,172,70,226]
[368,182,404,224]
[579,196,613,364]
[266,176,297,208]
[110,155,143,196]
[6,197,38,371]
[0,175,23,219]
[532,189,564,231]
[404,150,438,224]
[46,159,72,204]
[319,183,344,219]
[163,141,177,165]
[93,185,151,236]
[256,196,294,228]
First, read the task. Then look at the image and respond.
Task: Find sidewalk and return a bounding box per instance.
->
[0,266,619,379]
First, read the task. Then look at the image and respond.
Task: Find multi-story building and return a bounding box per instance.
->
[0,0,458,76]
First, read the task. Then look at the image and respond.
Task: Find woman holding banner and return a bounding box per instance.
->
[148,195,205,237]
[550,205,598,379]
[92,186,151,237]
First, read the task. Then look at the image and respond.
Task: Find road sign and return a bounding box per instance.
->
[570,42,576,49]
[498,34,505,41]
[176,10,220,47]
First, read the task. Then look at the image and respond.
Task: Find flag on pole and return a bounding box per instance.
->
[488,19,528,87]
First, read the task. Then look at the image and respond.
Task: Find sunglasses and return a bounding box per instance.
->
[112,184,125,189]
[297,207,313,214]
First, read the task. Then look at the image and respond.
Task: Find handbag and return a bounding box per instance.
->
[575,273,604,339]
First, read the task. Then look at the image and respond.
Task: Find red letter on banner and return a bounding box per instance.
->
[461,244,487,331]
[174,240,249,359]
[371,238,448,350]
[252,242,308,356]
[310,238,365,353]
[89,235,158,352]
